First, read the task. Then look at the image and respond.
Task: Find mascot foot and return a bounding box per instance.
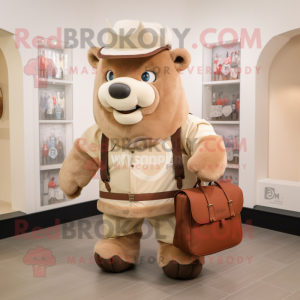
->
[94,253,132,273]
[94,232,142,273]
[157,241,204,279]
[162,259,203,279]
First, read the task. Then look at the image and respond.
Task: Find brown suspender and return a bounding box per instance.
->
[100,134,111,192]
[100,127,185,194]
[171,127,185,189]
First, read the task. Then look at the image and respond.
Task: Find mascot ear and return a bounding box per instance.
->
[88,47,100,69]
[170,48,191,72]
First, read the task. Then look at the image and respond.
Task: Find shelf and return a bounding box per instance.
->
[43,198,73,207]
[36,41,74,212]
[39,120,73,124]
[37,197,77,211]
[227,164,240,169]
[209,121,240,125]
[203,80,240,86]
[40,164,62,171]
[38,78,73,86]
[202,42,241,186]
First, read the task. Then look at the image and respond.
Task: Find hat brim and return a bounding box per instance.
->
[97,45,171,59]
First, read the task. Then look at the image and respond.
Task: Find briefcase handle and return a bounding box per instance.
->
[195,179,221,189]
[194,179,215,187]
[196,179,236,218]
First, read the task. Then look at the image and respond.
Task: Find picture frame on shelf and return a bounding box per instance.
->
[39,124,66,167]
[40,169,69,207]
[38,43,72,82]
[0,87,3,119]
[213,124,240,168]
[209,84,240,122]
[212,42,241,82]
[218,168,239,186]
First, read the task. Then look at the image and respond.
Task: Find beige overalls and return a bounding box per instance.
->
[80,114,217,244]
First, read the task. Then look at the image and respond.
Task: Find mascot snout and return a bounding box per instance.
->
[98,77,157,125]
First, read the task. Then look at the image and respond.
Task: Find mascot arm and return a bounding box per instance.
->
[186,120,227,182]
[59,124,101,199]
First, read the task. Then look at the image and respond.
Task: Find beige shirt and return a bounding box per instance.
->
[79,114,216,211]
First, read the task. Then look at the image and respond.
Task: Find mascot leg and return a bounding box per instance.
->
[147,213,204,279]
[94,214,143,273]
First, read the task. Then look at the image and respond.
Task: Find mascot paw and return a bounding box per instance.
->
[158,242,204,279]
[187,135,227,182]
[163,260,203,279]
[59,168,85,199]
[94,233,142,273]
[94,253,132,273]
[64,187,83,200]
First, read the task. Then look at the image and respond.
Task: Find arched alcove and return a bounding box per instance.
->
[0,48,13,213]
[0,29,25,213]
[255,28,300,212]
[268,35,300,182]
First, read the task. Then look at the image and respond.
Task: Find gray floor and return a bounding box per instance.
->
[1,215,300,300]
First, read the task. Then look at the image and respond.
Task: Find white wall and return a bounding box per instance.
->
[0,0,99,212]
[183,0,300,208]
[0,0,99,137]
[0,0,300,211]
[93,0,300,208]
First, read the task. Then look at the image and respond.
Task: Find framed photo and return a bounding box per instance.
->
[0,87,3,119]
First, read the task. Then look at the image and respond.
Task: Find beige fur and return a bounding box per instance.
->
[88,47,100,69]
[60,47,225,199]
[157,241,205,267]
[94,232,142,264]
[59,139,99,199]
[97,200,174,219]
[188,135,227,182]
[59,43,227,279]
[88,47,190,147]
[169,48,191,72]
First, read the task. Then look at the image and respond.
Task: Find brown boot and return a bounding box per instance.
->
[163,259,203,279]
[94,232,142,273]
[157,241,204,279]
[94,253,132,273]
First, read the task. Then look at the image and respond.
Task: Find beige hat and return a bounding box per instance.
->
[98,19,172,59]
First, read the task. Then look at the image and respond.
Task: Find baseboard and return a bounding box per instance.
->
[1,203,299,240]
[253,205,300,218]
[0,200,101,240]
[241,206,300,236]
[0,211,26,221]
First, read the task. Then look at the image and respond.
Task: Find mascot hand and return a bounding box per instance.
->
[187,135,227,182]
[58,175,83,200]
[59,140,99,199]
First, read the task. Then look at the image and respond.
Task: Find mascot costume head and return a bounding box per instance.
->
[59,20,226,279]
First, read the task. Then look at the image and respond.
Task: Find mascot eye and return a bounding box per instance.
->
[141,71,156,83]
[106,71,114,81]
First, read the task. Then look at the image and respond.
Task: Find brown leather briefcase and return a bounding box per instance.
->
[173,181,244,257]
